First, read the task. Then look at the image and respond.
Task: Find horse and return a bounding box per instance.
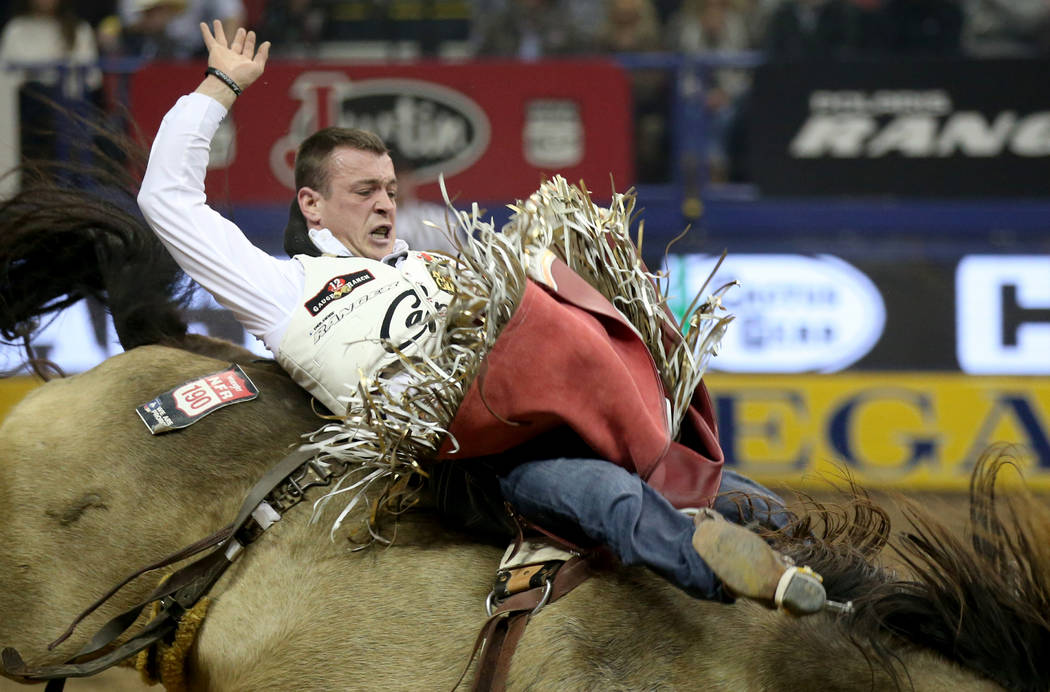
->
[1,147,1049,691]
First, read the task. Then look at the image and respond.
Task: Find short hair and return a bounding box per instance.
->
[294,128,389,196]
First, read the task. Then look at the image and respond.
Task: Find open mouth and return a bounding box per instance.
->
[370,225,392,239]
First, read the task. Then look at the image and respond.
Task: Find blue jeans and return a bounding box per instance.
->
[498,459,790,600]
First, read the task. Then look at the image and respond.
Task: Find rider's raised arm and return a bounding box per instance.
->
[195,21,269,108]
[137,22,297,353]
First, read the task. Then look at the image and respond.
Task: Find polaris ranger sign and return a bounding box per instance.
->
[749,59,1050,197]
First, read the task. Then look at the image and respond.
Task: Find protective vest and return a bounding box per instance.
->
[277,253,451,415]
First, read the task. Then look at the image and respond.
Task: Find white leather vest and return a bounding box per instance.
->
[277,253,451,415]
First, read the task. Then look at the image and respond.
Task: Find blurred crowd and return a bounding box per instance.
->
[5,0,1047,65]
[2,0,1049,183]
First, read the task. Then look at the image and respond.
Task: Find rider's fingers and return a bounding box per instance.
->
[212,19,227,47]
[231,26,246,53]
[244,30,256,57]
[199,21,215,48]
[254,41,271,68]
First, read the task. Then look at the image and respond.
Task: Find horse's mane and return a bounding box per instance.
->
[770,448,1050,690]
[0,104,192,374]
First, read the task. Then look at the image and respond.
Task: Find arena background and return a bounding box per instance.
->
[2,52,1047,492]
[0,35,1048,689]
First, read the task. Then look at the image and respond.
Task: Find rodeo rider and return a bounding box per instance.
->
[136,20,827,615]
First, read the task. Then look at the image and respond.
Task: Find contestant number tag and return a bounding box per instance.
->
[137,364,259,434]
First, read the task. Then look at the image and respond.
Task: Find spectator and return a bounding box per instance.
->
[259,0,324,57]
[962,0,1050,56]
[388,153,464,255]
[597,0,662,51]
[596,0,672,182]
[118,0,243,57]
[743,0,780,46]
[0,0,102,166]
[115,0,187,58]
[473,0,589,58]
[75,1,120,27]
[668,0,752,181]
[669,0,752,53]
[882,0,963,55]
[762,0,860,59]
[565,0,610,46]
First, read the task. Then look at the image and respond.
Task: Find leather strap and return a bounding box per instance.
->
[459,555,595,691]
[470,612,530,692]
[53,525,234,655]
[2,613,177,682]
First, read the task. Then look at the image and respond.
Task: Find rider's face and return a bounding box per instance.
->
[302,147,398,260]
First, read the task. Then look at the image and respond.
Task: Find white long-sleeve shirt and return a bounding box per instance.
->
[137,93,410,356]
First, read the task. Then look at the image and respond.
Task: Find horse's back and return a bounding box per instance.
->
[2,343,318,509]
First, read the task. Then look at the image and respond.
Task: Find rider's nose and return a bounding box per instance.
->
[375,192,394,214]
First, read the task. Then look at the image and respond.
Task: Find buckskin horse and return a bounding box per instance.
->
[1,155,1048,691]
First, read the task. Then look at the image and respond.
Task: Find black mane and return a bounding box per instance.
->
[0,103,191,374]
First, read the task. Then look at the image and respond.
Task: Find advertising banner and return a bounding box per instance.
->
[956,255,1050,374]
[708,373,1050,491]
[0,377,39,421]
[129,60,633,204]
[748,58,1050,197]
[668,253,1050,375]
[666,253,887,373]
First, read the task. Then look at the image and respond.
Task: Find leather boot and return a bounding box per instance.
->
[691,508,826,616]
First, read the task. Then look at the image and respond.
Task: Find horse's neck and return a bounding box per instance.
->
[0,345,317,667]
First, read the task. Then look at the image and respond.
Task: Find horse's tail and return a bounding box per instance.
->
[0,111,191,364]
[843,446,1050,691]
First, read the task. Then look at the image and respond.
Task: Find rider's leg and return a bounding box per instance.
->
[712,469,794,531]
[498,457,729,601]
[498,458,825,613]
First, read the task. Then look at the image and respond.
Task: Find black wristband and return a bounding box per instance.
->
[204,67,242,97]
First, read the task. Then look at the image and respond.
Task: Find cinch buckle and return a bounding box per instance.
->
[485,578,553,618]
[270,457,348,512]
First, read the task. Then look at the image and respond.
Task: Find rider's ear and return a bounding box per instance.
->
[297,187,322,227]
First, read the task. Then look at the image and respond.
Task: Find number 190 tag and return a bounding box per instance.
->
[137,364,259,435]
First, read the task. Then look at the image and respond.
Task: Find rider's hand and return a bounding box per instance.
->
[196,20,270,106]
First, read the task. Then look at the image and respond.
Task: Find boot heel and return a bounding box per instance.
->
[774,566,826,616]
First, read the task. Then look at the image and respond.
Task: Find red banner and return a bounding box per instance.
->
[130,60,633,203]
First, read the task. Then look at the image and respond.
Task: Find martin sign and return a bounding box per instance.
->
[750,59,1050,196]
[267,74,491,189]
[130,60,632,204]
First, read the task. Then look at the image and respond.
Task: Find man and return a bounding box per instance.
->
[138,20,826,614]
